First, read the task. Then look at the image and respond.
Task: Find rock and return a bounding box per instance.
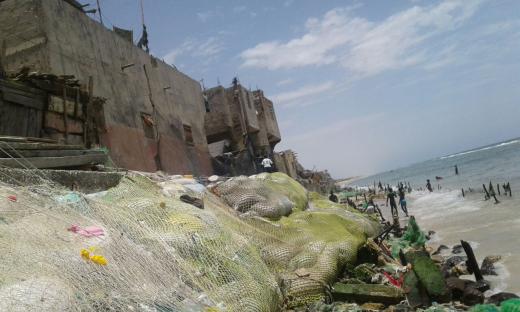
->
[431,255,444,264]
[474,279,491,293]
[445,277,475,300]
[361,302,385,311]
[331,283,404,305]
[441,255,467,277]
[179,194,204,209]
[352,263,377,283]
[452,244,464,254]
[405,250,451,303]
[388,303,412,312]
[481,255,501,276]
[487,292,520,305]
[462,286,484,306]
[432,244,449,256]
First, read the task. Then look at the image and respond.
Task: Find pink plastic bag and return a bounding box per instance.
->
[68,224,104,237]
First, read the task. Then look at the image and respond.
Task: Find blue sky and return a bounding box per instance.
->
[83,0,520,178]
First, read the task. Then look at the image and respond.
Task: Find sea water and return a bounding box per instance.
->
[353,138,520,294]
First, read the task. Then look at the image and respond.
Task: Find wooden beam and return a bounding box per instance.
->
[0,136,57,143]
[0,154,107,169]
[0,142,85,150]
[0,149,105,158]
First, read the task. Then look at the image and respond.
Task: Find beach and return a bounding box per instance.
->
[353,138,520,295]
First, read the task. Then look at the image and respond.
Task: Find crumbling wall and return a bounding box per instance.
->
[0,0,213,176]
[0,0,49,72]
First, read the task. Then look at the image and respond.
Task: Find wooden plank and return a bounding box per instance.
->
[0,101,29,137]
[44,111,83,134]
[0,154,107,169]
[1,87,45,110]
[0,136,57,143]
[0,149,104,158]
[0,142,85,150]
[48,94,83,118]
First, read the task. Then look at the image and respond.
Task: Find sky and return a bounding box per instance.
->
[83,0,520,178]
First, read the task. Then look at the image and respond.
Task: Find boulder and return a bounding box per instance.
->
[432,244,449,256]
[474,280,491,293]
[452,244,464,254]
[481,255,501,276]
[445,277,475,300]
[331,283,404,305]
[462,286,484,306]
[487,292,519,306]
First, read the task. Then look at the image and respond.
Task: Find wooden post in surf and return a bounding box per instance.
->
[497,184,501,196]
[461,240,484,281]
[483,184,490,200]
[507,182,512,197]
[462,188,465,198]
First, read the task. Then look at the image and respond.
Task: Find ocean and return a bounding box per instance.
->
[352,138,520,294]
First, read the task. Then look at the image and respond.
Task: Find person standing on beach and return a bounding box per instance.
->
[386,187,398,217]
[426,179,433,192]
[455,165,459,175]
[398,186,409,217]
[261,156,274,173]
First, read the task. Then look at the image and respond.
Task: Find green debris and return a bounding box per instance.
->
[390,216,427,258]
[501,299,520,312]
[470,304,500,312]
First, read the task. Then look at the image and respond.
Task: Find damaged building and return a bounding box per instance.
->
[204,79,281,176]
[0,0,212,175]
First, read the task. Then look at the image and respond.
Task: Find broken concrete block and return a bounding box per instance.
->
[406,250,450,302]
[352,263,377,283]
[403,270,431,308]
[331,283,404,305]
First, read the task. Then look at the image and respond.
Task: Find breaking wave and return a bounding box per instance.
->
[440,139,520,160]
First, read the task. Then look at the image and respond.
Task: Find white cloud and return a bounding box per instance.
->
[240,0,484,76]
[233,6,247,13]
[271,81,335,107]
[284,0,294,8]
[164,37,224,65]
[276,78,294,86]
[196,11,214,22]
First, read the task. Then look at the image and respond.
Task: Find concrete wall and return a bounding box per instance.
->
[254,90,281,145]
[204,86,233,143]
[0,0,213,176]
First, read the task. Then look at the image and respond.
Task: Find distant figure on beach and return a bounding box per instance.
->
[426,179,433,192]
[261,156,274,173]
[386,187,398,217]
[398,186,409,217]
[378,181,383,191]
[455,165,459,175]
[329,191,338,203]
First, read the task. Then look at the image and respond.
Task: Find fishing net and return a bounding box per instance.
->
[0,170,379,311]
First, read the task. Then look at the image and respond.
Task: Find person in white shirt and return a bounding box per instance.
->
[261,157,274,173]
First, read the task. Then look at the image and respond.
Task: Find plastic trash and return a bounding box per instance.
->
[68,224,104,237]
[7,195,17,202]
[81,247,108,266]
[501,299,520,312]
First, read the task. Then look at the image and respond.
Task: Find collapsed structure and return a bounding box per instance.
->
[204,79,281,176]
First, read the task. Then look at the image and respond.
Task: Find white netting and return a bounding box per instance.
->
[0,170,379,311]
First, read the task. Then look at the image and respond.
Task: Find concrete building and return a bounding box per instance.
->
[204,79,281,175]
[0,0,212,176]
